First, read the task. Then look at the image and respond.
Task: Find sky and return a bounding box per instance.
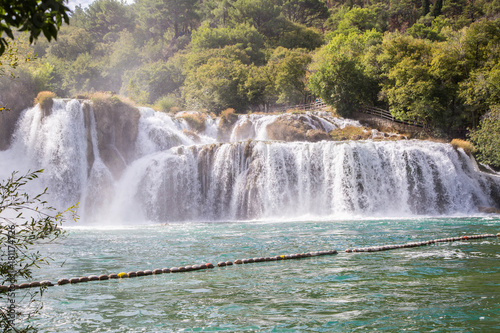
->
[66,0,134,10]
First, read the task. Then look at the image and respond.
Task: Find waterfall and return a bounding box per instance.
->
[1,99,499,223]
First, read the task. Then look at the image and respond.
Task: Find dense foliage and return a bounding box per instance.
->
[1,1,499,141]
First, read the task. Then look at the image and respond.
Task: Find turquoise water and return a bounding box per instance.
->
[28,217,500,332]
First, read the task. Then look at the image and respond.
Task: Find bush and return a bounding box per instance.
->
[450,138,474,154]
[178,112,207,133]
[155,95,178,113]
[329,126,371,141]
[34,91,56,116]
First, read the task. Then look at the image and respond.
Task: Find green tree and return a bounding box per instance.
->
[1,170,77,332]
[308,31,381,116]
[432,0,443,17]
[379,34,440,126]
[265,47,312,104]
[0,0,70,55]
[228,0,283,38]
[75,0,135,41]
[280,0,330,28]
[183,56,250,113]
[469,105,500,168]
[191,22,266,64]
[136,0,199,40]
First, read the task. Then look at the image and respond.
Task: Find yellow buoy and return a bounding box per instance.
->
[117,272,127,278]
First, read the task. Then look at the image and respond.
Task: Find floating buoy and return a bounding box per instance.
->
[226,261,233,266]
[117,272,127,278]
[170,267,180,273]
[109,274,119,279]
[162,268,171,273]
[0,286,9,292]
[69,278,80,284]
[234,259,243,264]
[58,279,70,285]
[29,281,41,288]
[217,262,226,267]
[153,269,163,275]
[144,270,153,276]
[19,283,30,289]
[79,277,89,283]
[127,271,137,278]
[191,265,201,270]
[40,280,53,287]
[99,274,109,280]
[206,263,215,269]
[136,270,144,276]
[88,275,99,281]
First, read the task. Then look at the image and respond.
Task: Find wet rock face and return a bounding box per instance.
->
[91,96,140,178]
[266,115,330,142]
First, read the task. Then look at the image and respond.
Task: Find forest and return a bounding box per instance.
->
[0,0,499,167]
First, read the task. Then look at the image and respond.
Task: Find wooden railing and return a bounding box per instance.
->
[359,106,425,128]
[265,100,329,113]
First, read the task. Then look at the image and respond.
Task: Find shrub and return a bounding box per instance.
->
[155,95,178,113]
[329,126,370,141]
[450,139,474,154]
[219,108,238,130]
[305,129,330,142]
[34,91,56,116]
[178,112,206,133]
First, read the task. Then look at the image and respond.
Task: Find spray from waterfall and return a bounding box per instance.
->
[1,99,499,224]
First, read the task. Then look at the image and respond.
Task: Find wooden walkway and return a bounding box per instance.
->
[359,105,425,128]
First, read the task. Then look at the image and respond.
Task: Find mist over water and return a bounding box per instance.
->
[1,99,499,224]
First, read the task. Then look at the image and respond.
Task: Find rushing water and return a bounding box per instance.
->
[1,100,499,223]
[26,217,500,332]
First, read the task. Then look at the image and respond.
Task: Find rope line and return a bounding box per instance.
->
[1,233,498,291]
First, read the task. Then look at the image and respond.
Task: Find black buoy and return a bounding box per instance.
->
[79,277,89,283]
[162,268,171,273]
[144,270,153,276]
[40,280,53,287]
[99,274,109,280]
[88,275,99,281]
[136,270,145,276]
[127,271,137,278]
[69,278,80,284]
[18,283,30,289]
[153,269,163,275]
[226,261,233,266]
[170,267,180,273]
[234,259,243,264]
[217,262,226,267]
[108,274,119,279]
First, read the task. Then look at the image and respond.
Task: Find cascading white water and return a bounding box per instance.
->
[106,140,499,222]
[1,99,499,223]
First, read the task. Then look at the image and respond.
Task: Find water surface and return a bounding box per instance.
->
[25,217,500,332]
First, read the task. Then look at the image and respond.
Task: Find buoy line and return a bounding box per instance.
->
[1,233,498,291]
[345,233,499,253]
